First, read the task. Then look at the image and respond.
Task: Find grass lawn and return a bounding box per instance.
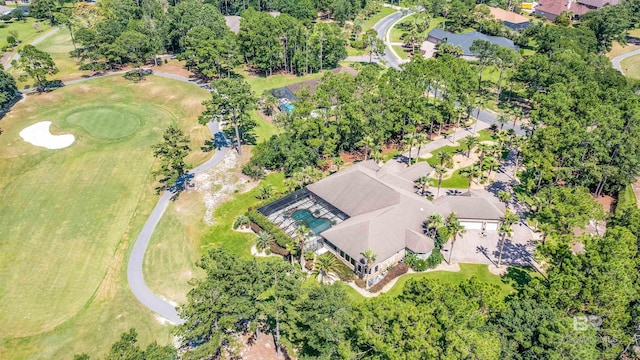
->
[389,16,444,43]
[620,53,640,80]
[0,75,211,359]
[363,6,396,31]
[426,129,493,167]
[0,18,51,52]
[199,173,286,258]
[346,45,367,56]
[237,67,325,96]
[619,184,637,209]
[251,110,280,143]
[392,44,410,59]
[385,264,517,298]
[434,168,471,188]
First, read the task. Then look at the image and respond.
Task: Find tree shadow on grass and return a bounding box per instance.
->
[502,266,533,291]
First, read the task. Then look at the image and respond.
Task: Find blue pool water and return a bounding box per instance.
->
[292,209,331,234]
[280,103,295,113]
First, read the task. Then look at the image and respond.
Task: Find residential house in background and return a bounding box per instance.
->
[534,0,619,21]
[426,29,519,59]
[487,6,532,30]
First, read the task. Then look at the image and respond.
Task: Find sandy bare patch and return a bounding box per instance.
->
[192,151,252,225]
[19,121,74,149]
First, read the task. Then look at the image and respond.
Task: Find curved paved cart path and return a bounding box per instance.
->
[611,48,640,74]
[127,125,228,324]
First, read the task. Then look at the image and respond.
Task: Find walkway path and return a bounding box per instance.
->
[4,27,61,70]
[611,48,640,75]
[128,125,228,324]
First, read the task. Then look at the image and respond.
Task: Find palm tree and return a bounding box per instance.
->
[358,135,376,161]
[496,113,511,130]
[446,212,466,264]
[476,143,493,183]
[256,183,274,200]
[295,225,310,268]
[497,210,519,267]
[460,136,479,157]
[414,133,429,163]
[403,134,416,165]
[434,165,447,197]
[284,242,297,265]
[415,175,430,196]
[511,135,526,178]
[360,249,377,290]
[312,253,341,284]
[497,223,513,267]
[233,214,250,230]
[436,150,453,167]
[460,166,480,191]
[485,156,500,179]
[425,213,444,237]
[510,107,523,129]
[256,231,274,252]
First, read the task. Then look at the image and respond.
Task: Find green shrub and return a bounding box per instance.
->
[265,248,272,255]
[246,209,293,248]
[304,250,315,261]
[242,163,266,180]
[425,249,444,268]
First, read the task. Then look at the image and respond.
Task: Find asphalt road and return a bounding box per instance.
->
[373,10,408,70]
[127,125,229,324]
[611,48,640,75]
[4,27,61,71]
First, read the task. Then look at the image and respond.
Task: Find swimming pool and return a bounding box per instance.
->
[291,209,331,234]
[280,103,295,113]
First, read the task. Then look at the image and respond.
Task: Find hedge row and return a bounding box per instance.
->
[246,209,293,248]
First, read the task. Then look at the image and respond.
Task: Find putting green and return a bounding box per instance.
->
[65,107,141,139]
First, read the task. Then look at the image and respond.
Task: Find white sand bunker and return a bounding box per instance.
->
[19,121,75,149]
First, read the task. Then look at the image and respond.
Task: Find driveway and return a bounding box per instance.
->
[442,224,536,266]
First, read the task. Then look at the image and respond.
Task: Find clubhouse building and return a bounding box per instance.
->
[258,160,505,284]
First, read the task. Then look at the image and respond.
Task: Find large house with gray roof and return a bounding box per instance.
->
[427,29,519,59]
[258,160,506,284]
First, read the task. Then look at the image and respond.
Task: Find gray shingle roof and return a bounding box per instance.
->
[307,161,505,264]
[427,29,518,56]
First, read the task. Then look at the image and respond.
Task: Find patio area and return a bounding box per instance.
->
[259,189,348,251]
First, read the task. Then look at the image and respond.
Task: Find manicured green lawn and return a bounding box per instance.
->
[620,53,640,80]
[363,6,396,31]
[237,67,325,96]
[434,168,471,189]
[426,129,493,167]
[619,184,637,209]
[252,110,280,143]
[346,46,367,56]
[200,173,286,258]
[0,75,210,359]
[385,264,516,298]
[0,18,51,51]
[389,16,444,43]
[392,44,410,59]
[9,27,89,88]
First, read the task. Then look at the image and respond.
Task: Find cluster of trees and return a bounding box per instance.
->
[248,55,479,175]
[61,0,348,77]
[213,0,376,23]
[516,25,640,196]
[82,225,640,359]
[237,8,346,76]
